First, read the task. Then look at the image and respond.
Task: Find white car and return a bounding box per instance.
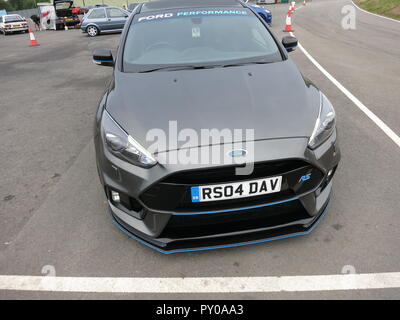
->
[0,14,29,35]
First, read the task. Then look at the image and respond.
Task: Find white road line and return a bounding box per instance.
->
[290,32,400,149]
[351,0,400,24]
[0,273,400,293]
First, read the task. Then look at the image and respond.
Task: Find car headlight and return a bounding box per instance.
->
[308,92,336,149]
[101,110,157,168]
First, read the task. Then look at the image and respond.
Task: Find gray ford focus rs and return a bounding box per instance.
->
[93,0,340,253]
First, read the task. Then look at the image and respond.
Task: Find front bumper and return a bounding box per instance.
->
[111,190,331,254]
[95,131,340,253]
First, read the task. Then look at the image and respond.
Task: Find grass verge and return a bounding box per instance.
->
[355,0,400,20]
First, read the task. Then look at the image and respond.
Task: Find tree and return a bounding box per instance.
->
[0,0,15,11]
[24,0,36,9]
[8,0,23,10]
[8,0,36,10]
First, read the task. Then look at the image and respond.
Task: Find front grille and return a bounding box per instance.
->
[140,160,324,212]
[160,199,310,239]
[162,160,307,184]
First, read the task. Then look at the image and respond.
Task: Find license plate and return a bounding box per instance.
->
[65,18,73,21]
[13,25,20,28]
[191,176,282,203]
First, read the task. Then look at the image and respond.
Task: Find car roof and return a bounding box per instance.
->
[89,5,120,11]
[141,0,243,12]
[2,14,23,20]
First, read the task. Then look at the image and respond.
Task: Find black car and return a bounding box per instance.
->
[54,0,80,30]
[93,0,340,253]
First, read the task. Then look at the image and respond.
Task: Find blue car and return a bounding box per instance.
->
[80,6,130,37]
[243,1,272,25]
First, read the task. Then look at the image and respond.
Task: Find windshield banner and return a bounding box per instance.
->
[136,9,249,23]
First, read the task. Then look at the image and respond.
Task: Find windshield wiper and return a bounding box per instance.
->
[221,61,273,68]
[137,61,273,73]
[138,65,217,73]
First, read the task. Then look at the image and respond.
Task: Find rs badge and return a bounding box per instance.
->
[299,173,311,182]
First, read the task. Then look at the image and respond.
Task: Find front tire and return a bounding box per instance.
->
[87,25,99,37]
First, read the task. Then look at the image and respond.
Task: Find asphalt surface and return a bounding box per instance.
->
[0,0,399,299]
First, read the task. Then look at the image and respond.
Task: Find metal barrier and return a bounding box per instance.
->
[8,8,40,19]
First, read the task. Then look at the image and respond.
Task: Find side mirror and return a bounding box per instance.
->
[93,48,114,67]
[282,36,298,52]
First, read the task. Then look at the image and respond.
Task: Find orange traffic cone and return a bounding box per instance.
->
[29,28,39,46]
[284,10,294,32]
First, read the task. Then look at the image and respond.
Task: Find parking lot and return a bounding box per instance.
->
[0,0,399,299]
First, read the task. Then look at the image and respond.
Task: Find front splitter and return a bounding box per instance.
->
[109,200,331,254]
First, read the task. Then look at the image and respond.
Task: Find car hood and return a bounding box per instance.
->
[106,59,321,153]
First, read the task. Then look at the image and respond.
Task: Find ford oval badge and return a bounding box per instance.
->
[228,149,248,157]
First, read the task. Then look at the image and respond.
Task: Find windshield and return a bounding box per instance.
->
[123,8,282,72]
[5,15,24,23]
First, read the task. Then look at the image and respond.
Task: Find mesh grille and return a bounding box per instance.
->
[161,199,309,238]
